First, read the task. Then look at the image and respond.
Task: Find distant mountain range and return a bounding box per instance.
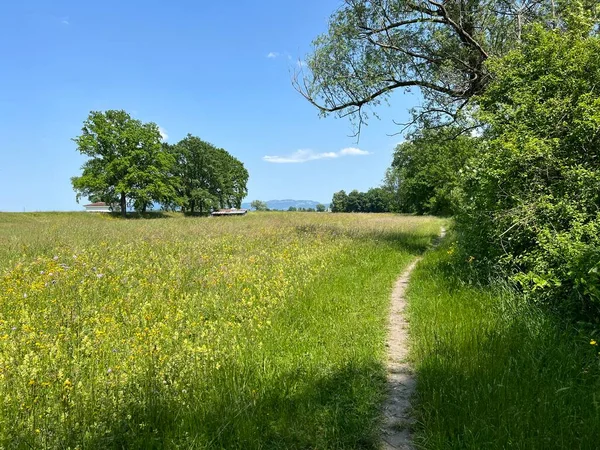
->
[241,199,329,210]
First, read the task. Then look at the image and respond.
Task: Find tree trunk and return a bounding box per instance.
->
[190,199,195,214]
[120,192,127,217]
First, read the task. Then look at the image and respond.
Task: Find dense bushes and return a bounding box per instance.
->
[375,18,600,318]
[455,25,600,317]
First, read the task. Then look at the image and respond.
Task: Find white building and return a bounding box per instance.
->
[83,202,113,213]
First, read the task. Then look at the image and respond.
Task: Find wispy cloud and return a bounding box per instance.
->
[339,147,370,156]
[267,51,293,60]
[158,126,168,142]
[61,17,69,25]
[263,147,371,164]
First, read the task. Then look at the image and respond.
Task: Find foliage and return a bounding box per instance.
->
[0,212,442,448]
[168,135,248,214]
[455,22,600,316]
[331,188,392,213]
[250,200,268,211]
[295,0,569,130]
[364,188,391,213]
[346,190,365,213]
[316,203,326,212]
[408,238,600,449]
[383,127,478,216]
[330,190,348,213]
[71,110,177,215]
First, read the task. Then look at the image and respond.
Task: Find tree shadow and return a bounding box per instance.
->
[107,212,171,220]
[293,224,440,256]
[361,230,440,255]
[76,360,387,449]
[409,251,600,449]
[183,211,210,217]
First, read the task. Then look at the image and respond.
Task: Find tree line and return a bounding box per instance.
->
[307,2,600,319]
[330,188,390,213]
[249,200,327,212]
[71,110,248,216]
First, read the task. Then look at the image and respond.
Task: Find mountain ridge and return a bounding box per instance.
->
[241,199,329,210]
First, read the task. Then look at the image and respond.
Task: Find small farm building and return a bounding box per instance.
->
[211,208,248,216]
[84,202,113,213]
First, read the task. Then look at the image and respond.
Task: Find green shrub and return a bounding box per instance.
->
[455,24,600,317]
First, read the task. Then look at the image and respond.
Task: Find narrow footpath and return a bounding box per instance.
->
[381,228,446,449]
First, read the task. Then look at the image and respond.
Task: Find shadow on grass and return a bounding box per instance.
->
[107,212,172,220]
[183,211,210,217]
[293,224,440,256]
[78,360,386,449]
[410,246,600,449]
[361,230,439,255]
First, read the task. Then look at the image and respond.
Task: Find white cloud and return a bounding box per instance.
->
[263,147,371,164]
[339,147,370,156]
[61,17,69,25]
[158,126,168,142]
[267,51,293,60]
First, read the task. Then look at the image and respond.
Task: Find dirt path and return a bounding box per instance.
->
[381,228,446,450]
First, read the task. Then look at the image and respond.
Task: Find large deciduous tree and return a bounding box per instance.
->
[71,110,177,216]
[295,0,597,131]
[331,190,349,212]
[215,148,249,209]
[384,127,477,215]
[169,135,248,214]
[346,190,365,212]
[364,187,391,213]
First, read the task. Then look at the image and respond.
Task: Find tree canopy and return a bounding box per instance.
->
[71,110,176,216]
[168,135,248,214]
[72,111,248,215]
[384,127,477,215]
[331,190,349,213]
[330,188,392,213]
[312,2,600,319]
[296,0,598,131]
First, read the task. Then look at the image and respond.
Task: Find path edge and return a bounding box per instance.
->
[380,227,446,449]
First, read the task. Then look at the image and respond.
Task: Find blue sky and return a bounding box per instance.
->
[0,0,417,211]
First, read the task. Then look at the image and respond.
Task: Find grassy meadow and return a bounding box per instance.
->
[407,236,600,449]
[0,212,442,449]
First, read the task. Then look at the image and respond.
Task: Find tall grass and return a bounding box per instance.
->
[0,212,442,448]
[407,235,600,449]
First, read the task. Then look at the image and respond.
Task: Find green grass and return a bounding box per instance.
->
[0,212,443,449]
[407,235,600,449]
